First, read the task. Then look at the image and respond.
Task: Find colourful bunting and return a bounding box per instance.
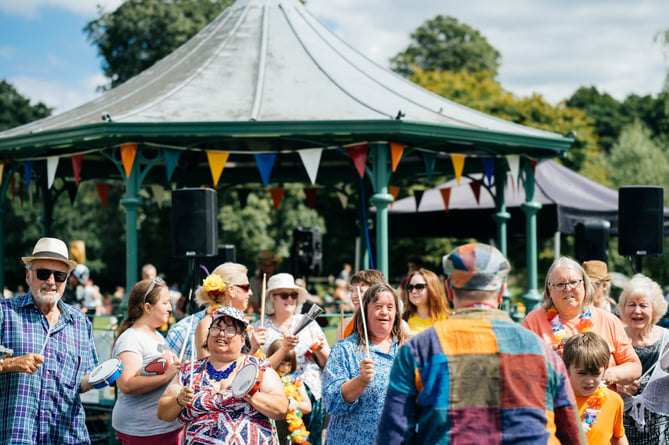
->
[255,153,277,187]
[298,148,322,184]
[388,185,400,202]
[96,183,110,208]
[482,157,495,187]
[206,151,230,186]
[440,187,451,212]
[390,142,405,172]
[506,155,520,187]
[303,186,319,210]
[422,152,436,183]
[23,161,33,191]
[531,159,537,173]
[47,157,59,189]
[269,187,284,211]
[162,149,182,181]
[120,143,138,178]
[345,143,369,178]
[414,189,424,211]
[71,154,83,186]
[450,154,465,185]
[469,181,481,204]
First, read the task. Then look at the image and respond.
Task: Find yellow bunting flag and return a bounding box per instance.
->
[450,154,465,185]
[206,151,230,186]
[120,143,138,178]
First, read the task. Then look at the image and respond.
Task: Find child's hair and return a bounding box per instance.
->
[562,332,610,374]
[267,339,297,373]
[350,269,386,287]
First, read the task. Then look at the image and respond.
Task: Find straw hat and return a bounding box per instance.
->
[257,250,282,264]
[583,260,612,282]
[22,237,78,272]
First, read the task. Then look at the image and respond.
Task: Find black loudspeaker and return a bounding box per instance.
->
[291,227,322,276]
[198,244,236,281]
[171,188,218,257]
[574,220,610,263]
[618,186,664,256]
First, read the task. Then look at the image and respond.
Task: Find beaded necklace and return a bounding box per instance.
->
[546,307,593,345]
[580,384,607,432]
[206,359,237,381]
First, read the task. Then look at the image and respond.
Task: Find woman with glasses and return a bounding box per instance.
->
[402,268,451,336]
[112,278,184,445]
[158,306,287,444]
[522,256,641,387]
[255,273,330,445]
[193,262,266,359]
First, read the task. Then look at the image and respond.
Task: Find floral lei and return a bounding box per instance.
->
[281,374,311,444]
[546,307,593,346]
[580,384,607,432]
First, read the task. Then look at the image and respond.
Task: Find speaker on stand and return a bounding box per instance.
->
[574,220,610,263]
[291,227,322,278]
[618,186,664,273]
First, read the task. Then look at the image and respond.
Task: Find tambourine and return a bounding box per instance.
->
[88,358,124,389]
[661,343,669,371]
[0,345,12,359]
[231,363,263,398]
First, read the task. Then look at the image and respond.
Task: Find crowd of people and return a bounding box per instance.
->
[3,236,669,444]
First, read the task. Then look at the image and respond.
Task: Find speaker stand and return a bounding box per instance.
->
[633,255,643,274]
[187,257,198,314]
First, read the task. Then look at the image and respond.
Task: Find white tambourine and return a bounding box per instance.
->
[660,343,669,371]
[89,358,124,389]
[231,363,263,398]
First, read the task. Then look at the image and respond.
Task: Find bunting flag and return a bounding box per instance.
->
[162,149,182,181]
[237,188,251,208]
[450,154,465,185]
[303,186,318,210]
[96,183,110,208]
[298,148,322,184]
[47,156,59,189]
[388,185,400,202]
[120,143,138,178]
[469,181,482,204]
[255,153,277,187]
[336,191,348,209]
[269,187,284,211]
[65,180,78,205]
[150,184,165,208]
[440,187,452,212]
[482,157,495,187]
[345,143,369,178]
[71,154,83,186]
[206,150,230,186]
[414,189,424,211]
[23,161,33,191]
[390,142,405,172]
[506,155,520,186]
[422,152,436,183]
[531,158,537,173]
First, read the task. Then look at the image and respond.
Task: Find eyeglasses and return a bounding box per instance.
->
[209,325,239,338]
[276,292,298,300]
[30,268,68,283]
[143,277,165,303]
[406,283,427,292]
[549,279,583,292]
[233,284,251,292]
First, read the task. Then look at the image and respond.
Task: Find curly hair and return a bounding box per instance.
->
[618,273,668,326]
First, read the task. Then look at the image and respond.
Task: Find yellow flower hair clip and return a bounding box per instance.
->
[203,274,226,296]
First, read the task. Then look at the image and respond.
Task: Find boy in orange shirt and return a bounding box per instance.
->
[563,332,628,444]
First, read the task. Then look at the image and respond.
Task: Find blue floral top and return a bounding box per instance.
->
[322,333,398,445]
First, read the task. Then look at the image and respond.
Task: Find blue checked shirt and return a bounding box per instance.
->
[0,293,99,444]
[166,309,206,360]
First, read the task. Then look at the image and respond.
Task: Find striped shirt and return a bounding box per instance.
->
[0,293,98,444]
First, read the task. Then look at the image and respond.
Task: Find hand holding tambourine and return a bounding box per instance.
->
[231,363,264,399]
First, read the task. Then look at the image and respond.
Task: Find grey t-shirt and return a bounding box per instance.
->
[111,327,183,436]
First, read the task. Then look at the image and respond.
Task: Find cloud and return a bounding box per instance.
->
[9,73,105,112]
[0,0,123,19]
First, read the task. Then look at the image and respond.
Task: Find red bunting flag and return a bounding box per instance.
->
[440,187,451,212]
[71,154,83,186]
[469,182,481,204]
[303,187,318,210]
[96,183,110,208]
[531,158,537,173]
[269,187,284,211]
[345,143,369,178]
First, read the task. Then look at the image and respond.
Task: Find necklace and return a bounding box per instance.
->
[580,384,607,432]
[206,359,237,381]
[547,307,593,345]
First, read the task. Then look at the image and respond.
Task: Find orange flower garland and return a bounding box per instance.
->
[281,375,311,444]
[546,307,593,348]
[580,384,607,432]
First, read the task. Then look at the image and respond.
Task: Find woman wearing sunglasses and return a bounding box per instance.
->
[255,273,330,445]
[402,268,451,336]
[112,278,184,445]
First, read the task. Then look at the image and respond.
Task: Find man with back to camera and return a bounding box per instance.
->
[0,237,99,444]
[377,242,586,444]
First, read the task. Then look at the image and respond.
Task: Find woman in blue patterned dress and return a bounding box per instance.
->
[157,306,287,444]
[322,283,408,445]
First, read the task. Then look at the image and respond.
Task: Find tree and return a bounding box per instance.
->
[84,0,232,89]
[0,80,52,131]
[390,15,501,78]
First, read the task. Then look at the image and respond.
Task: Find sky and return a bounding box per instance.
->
[0,0,667,115]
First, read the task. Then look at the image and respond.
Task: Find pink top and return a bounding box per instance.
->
[522,306,637,369]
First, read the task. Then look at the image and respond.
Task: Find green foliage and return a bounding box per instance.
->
[390,15,501,78]
[0,80,52,131]
[84,0,232,89]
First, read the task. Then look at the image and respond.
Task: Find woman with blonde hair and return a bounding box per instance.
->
[402,268,451,335]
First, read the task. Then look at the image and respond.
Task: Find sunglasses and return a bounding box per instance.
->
[233,284,251,292]
[30,268,68,283]
[276,292,298,300]
[143,277,165,303]
[406,283,427,292]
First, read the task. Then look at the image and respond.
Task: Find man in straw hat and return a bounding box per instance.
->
[583,260,616,313]
[377,243,586,444]
[0,237,99,443]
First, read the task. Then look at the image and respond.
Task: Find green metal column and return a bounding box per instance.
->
[492,163,512,312]
[368,143,393,278]
[119,159,141,291]
[521,159,542,312]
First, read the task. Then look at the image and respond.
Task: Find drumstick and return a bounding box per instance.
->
[357,286,371,359]
[260,273,267,327]
[340,305,344,333]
